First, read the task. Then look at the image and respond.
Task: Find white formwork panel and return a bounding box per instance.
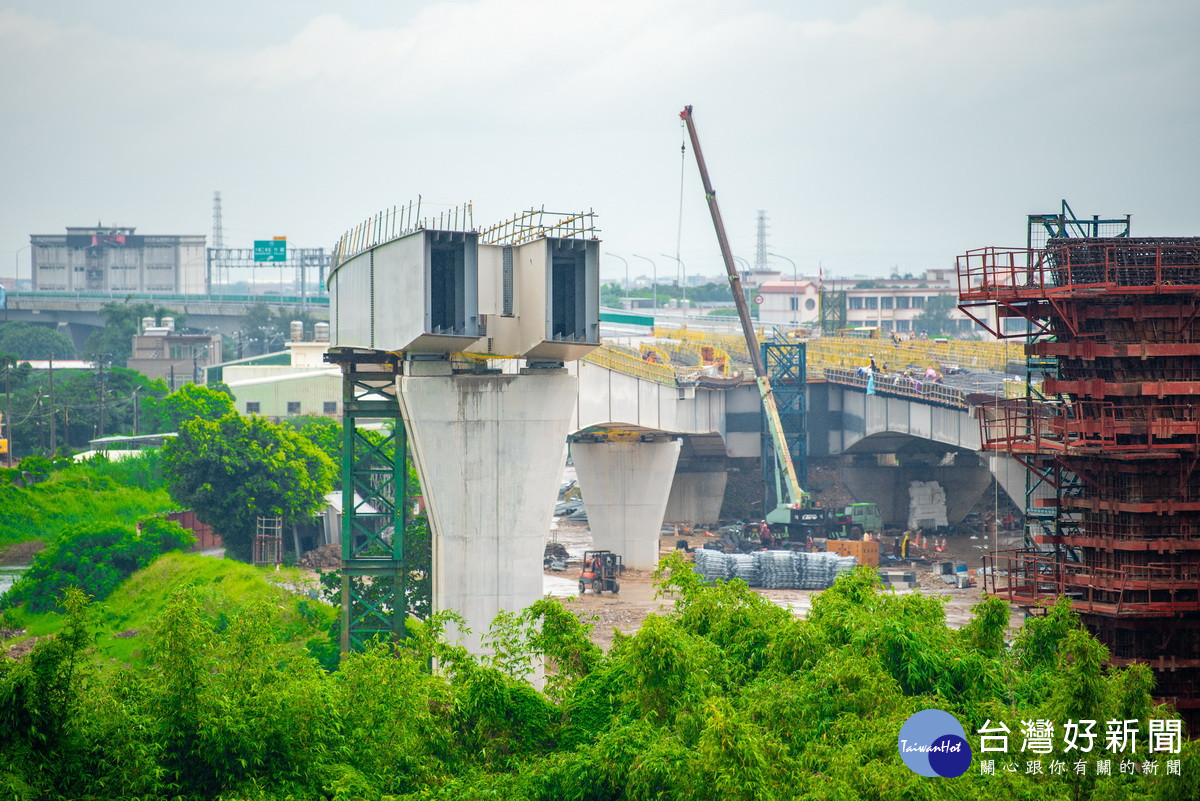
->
[330,248,376,348]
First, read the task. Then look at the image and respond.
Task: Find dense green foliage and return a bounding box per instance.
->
[0,453,173,548]
[163,413,336,561]
[0,322,76,360]
[0,357,167,456]
[1,517,194,613]
[140,382,236,435]
[4,552,336,667]
[2,556,1194,800]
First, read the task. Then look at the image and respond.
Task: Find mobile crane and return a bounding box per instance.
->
[679,105,813,534]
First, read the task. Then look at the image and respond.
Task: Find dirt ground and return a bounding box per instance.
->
[549,520,1026,651]
[0,540,45,565]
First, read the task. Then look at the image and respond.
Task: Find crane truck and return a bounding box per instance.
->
[678,105,812,534]
[680,106,884,545]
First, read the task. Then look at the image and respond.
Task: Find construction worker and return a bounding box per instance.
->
[761,525,775,550]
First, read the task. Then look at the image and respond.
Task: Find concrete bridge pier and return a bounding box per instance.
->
[397,364,577,654]
[664,469,728,527]
[840,450,994,529]
[571,436,681,571]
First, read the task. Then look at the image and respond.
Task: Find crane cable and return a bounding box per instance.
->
[676,120,687,304]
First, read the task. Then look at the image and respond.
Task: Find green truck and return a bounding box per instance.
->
[783,502,885,541]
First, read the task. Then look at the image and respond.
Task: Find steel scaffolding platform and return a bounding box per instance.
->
[961,233,1200,723]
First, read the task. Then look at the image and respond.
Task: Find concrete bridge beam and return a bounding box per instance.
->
[397,366,576,654]
[572,437,681,571]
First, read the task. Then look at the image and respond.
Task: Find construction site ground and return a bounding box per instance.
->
[549,520,1025,652]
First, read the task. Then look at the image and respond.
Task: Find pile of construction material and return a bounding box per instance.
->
[908,480,949,530]
[757,550,795,589]
[694,548,857,590]
[693,547,733,584]
[730,553,760,584]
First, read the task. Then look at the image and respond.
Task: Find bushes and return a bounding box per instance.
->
[0,553,1193,800]
[0,453,173,549]
[1,517,194,612]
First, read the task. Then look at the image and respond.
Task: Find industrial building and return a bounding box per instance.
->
[960,230,1200,725]
[127,318,222,390]
[217,325,342,420]
[758,268,1004,336]
[30,225,207,293]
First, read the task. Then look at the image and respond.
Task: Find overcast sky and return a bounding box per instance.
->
[1,0,1196,285]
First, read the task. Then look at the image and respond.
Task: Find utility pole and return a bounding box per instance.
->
[2,355,11,467]
[48,354,55,457]
[35,391,43,454]
[97,360,106,440]
[133,386,141,436]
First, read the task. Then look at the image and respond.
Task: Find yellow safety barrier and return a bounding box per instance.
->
[582,344,678,386]
[592,330,1027,393]
[655,327,752,365]
[638,344,673,367]
[655,327,1022,377]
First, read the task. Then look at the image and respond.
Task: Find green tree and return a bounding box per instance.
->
[0,322,75,360]
[162,412,336,561]
[53,366,162,448]
[237,301,299,356]
[81,301,186,367]
[911,294,958,336]
[139,382,235,435]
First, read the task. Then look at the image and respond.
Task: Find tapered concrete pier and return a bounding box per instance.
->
[398,367,576,652]
[572,438,681,570]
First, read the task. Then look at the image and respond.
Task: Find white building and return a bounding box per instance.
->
[757,268,1000,337]
[30,225,207,293]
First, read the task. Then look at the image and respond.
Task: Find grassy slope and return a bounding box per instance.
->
[0,469,175,549]
[8,552,335,665]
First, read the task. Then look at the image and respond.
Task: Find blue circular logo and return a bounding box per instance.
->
[898,709,972,778]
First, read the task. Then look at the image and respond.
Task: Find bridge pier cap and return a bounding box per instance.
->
[328,224,600,359]
[328,208,602,653]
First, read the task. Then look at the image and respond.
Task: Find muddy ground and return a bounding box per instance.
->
[0,540,44,565]
[547,520,1025,651]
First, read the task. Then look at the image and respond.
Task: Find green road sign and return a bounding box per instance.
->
[254,238,287,262]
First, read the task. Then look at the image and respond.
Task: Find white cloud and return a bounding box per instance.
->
[0,0,1196,280]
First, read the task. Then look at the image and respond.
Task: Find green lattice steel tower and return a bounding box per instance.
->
[761,340,808,513]
[819,290,847,333]
[327,348,409,652]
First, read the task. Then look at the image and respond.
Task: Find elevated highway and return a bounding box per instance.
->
[570,334,1037,562]
[2,291,328,349]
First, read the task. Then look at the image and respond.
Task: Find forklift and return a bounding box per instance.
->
[579,550,623,594]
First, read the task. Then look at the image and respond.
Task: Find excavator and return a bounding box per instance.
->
[679,105,817,540]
